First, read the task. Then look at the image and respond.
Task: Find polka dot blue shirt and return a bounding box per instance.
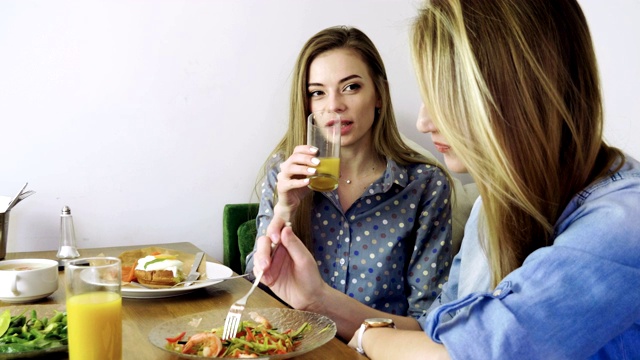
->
[248,154,453,318]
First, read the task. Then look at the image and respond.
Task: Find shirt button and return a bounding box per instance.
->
[339,258,345,266]
[493,289,502,296]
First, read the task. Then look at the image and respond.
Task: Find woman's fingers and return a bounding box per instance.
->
[275,148,318,210]
[293,144,318,156]
[254,235,276,274]
[276,170,311,192]
[265,216,286,244]
[279,226,315,266]
[281,146,319,174]
[276,145,319,192]
[256,217,292,275]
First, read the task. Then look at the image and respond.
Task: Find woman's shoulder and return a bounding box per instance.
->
[385,159,450,196]
[555,154,640,249]
[265,152,286,168]
[582,153,640,198]
[259,152,286,185]
[401,160,449,180]
[614,153,640,179]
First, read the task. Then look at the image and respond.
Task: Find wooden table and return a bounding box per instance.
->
[3,242,367,360]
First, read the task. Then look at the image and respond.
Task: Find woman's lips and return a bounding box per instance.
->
[339,121,353,135]
[325,120,353,135]
[433,141,450,153]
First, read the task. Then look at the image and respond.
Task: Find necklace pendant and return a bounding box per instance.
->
[346,179,351,184]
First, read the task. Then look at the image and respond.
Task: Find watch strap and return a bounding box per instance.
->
[356,318,395,355]
[356,322,367,354]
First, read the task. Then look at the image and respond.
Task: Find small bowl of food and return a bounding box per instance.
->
[0,258,59,303]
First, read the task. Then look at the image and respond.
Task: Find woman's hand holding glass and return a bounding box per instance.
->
[271,145,319,222]
[271,109,340,225]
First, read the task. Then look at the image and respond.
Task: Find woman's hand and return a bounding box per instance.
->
[253,225,327,313]
[272,145,319,221]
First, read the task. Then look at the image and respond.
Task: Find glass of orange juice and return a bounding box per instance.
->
[307,110,341,192]
[65,257,122,360]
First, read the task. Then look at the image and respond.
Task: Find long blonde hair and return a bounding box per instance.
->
[411,0,624,286]
[258,25,447,249]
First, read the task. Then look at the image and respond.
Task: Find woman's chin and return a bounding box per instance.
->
[444,156,468,174]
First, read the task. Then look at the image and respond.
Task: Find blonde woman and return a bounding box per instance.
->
[340,0,640,358]
[246,26,453,339]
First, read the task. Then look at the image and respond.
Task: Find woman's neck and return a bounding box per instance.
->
[337,142,386,211]
[339,144,386,183]
[341,140,382,167]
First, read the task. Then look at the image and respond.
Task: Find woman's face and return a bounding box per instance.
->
[416,103,468,173]
[307,48,381,148]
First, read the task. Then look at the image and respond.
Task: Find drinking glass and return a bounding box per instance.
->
[307,110,341,192]
[65,257,122,360]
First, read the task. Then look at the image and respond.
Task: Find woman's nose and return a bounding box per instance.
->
[416,103,437,133]
[327,93,346,113]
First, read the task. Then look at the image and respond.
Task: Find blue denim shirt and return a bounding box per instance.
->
[246,154,453,318]
[420,155,640,359]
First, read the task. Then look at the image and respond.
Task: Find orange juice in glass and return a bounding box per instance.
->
[309,157,340,191]
[65,257,122,360]
[307,111,341,192]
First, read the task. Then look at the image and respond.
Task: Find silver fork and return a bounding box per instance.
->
[222,242,279,340]
[170,273,249,288]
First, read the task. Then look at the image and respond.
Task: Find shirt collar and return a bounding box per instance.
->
[372,158,409,194]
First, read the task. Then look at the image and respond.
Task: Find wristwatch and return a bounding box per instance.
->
[356,318,395,355]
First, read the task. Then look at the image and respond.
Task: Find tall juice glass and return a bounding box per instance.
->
[65,257,122,360]
[307,110,341,191]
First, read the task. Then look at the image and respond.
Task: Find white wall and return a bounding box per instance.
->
[1,0,638,262]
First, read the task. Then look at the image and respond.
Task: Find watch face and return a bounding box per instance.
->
[365,318,394,327]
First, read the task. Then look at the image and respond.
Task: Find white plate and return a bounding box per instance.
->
[122,262,233,299]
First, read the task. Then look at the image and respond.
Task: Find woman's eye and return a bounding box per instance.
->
[308,90,324,97]
[343,83,361,92]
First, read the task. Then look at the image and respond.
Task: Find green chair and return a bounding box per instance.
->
[222,203,259,274]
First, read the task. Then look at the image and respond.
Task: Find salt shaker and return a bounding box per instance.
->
[57,205,80,262]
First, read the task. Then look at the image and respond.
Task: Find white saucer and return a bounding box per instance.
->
[0,291,56,304]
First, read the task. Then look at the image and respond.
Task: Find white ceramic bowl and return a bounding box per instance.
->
[0,258,59,303]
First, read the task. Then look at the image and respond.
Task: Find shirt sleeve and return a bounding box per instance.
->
[423,184,640,359]
[244,155,281,275]
[406,168,454,318]
[420,196,484,325]
[420,248,461,324]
